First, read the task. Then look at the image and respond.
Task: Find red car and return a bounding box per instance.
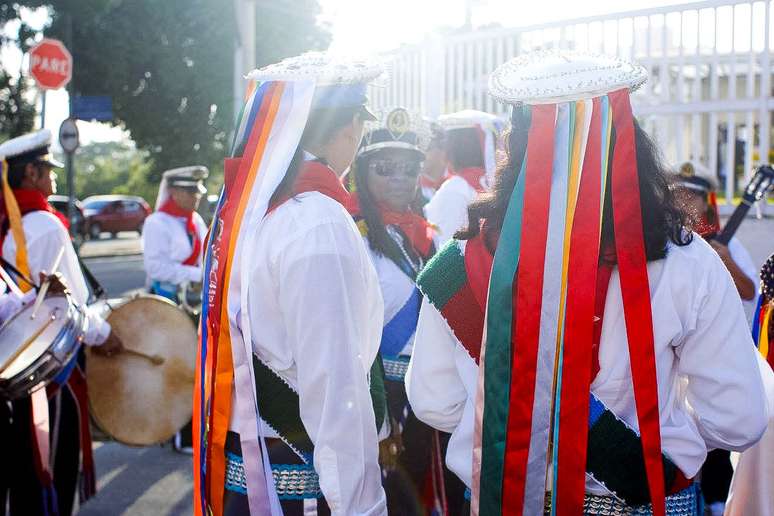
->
[82,195,151,239]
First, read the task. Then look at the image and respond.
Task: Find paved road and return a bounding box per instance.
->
[73,217,774,515]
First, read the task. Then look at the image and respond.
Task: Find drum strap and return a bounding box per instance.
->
[76,256,105,301]
[65,363,96,502]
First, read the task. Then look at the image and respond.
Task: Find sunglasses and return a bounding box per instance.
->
[368,159,422,178]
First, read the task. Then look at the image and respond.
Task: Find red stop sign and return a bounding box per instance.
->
[28,38,72,90]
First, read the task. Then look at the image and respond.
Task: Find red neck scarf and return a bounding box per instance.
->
[350,194,435,258]
[158,197,201,266]
[0,190,70,262]
[0,189,70,233]
[270,160,353,212]
[419,173,445,192]
[453,167,486,193]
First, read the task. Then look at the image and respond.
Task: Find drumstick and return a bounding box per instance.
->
[30,247,65,320]
[0,265,23,298]
[123,348,165,366]
[0,312,56,373]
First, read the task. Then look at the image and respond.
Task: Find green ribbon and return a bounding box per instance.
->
[479,158,527,515]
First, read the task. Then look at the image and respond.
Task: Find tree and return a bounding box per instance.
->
[0,4,40,140]
[43,0,330,182]
[66,140,155,202]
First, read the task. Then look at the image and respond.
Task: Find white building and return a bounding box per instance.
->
[367,0,773,204]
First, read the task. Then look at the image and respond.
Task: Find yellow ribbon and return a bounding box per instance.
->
[760,302,772,360]
[0,159,32,292]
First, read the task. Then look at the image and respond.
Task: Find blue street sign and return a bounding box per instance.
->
[72,95,113,121]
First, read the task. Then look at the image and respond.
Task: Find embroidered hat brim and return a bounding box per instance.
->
[488,50,647,105]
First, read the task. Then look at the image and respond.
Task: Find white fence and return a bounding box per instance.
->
[369,0,774,204]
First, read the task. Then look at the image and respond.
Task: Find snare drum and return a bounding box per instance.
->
[0,293,85,399]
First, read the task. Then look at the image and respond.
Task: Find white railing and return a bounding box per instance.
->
[369,0,773,205]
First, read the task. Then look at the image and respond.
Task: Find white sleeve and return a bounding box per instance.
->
[728,237,759,295]
[406,297,468,433]
[424,188,470,245]
[142,215,202,284]
[25,221,110,346]
[678,251,769,451]
[0,288,30,324]
[276,222,386,516]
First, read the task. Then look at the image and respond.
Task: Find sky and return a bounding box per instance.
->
[5,0,694,146]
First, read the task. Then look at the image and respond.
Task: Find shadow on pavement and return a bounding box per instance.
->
[77,442,193,515]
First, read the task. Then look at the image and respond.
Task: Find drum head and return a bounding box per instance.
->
[87,295,197,446]
[0,296,71,381]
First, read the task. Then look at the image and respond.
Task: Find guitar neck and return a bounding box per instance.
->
[715,201,751,245]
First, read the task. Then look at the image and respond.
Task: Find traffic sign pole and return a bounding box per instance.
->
[58,119,79,242]
[40,90,46,128]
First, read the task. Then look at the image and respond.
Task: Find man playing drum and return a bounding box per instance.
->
[142,166,208,304]
[0,129,122,516]
[142,165,208,453]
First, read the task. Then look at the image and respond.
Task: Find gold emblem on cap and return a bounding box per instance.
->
[386,108,411,140]
[679,162,695,177]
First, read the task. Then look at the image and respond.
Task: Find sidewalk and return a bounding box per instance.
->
[79,232,142,259]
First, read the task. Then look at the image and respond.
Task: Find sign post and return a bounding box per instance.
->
[58,118,80,234]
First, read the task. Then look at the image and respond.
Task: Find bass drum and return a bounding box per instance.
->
[87,294,196,446]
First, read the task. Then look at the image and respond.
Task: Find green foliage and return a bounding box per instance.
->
[45,0,236,179]
[0,4,41,140]
[43,0,330,182]
[64,140,155,202]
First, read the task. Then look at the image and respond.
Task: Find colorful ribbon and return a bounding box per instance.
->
[194,80,315,516]
[471,89,664,515]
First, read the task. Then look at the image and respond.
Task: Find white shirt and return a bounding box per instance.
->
[0,284,35,324]
[406,236,773,493]
[424,175,478,245]
[727,235,759,312]
[2,211,110,346]
[234,191,387,516]
[142,211,208,285]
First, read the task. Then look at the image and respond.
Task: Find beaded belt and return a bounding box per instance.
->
[543,484,700,515]
[382,354,410,382]
[225,452,322,500]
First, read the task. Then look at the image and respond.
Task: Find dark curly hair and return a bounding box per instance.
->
[456,105,691,262]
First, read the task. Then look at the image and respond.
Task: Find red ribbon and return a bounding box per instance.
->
[158,198,202,266]
[66,364,97,501]
[502,104,556,514]
[609,89,666,516]
[555,98,604,513]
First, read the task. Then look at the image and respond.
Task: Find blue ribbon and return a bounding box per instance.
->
[380,288,421,356]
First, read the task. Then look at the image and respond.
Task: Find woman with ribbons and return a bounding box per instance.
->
[350,107,466,515]
[193,52,388,516]
[406,51,771,515]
